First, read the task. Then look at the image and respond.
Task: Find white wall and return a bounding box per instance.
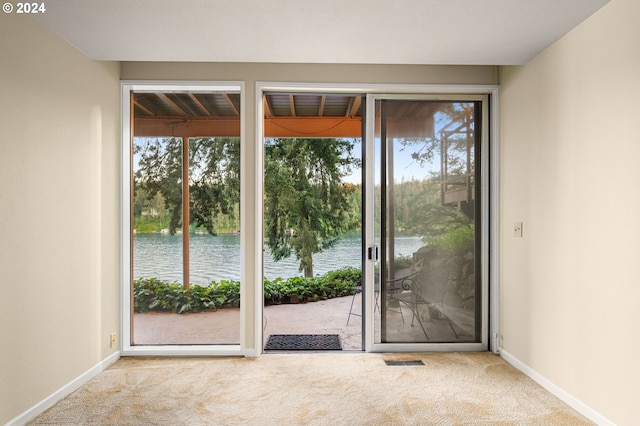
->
[0,16,120,423]
[499,0,640,424]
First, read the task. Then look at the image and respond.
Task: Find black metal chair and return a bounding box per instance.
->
[387,269,458,340]
[346,285,362,325]
[346,280,405,325]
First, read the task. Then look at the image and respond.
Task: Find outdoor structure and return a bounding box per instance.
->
[2,1,639,425]
[133,92,363,139]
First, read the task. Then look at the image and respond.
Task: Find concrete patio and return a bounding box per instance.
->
[133,292,474,350]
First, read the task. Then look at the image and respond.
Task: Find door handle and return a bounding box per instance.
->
[367,245,379,262]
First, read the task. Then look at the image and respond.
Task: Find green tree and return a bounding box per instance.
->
[134,137,240,235]
[404,176,473,245]
[135,136,359,277]
[396,103,477,242]
[189,137,240,234]
[134,137,183,234]
[264,138,358,277]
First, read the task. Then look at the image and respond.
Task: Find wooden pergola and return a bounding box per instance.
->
[132,91,440,139]
[133,92,363,139]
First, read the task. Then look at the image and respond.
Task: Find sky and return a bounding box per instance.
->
[343,138,440,185]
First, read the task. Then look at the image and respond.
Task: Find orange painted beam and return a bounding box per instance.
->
[264,117,362,138]
[134,117,241,138]
[134,116,363,138]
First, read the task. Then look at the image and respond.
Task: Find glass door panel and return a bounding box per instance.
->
[130,89,241,346]
[369,97,484,348]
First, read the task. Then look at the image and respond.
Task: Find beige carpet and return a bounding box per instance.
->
[29,352,592,425]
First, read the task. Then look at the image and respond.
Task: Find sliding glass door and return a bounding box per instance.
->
[365,95,488,351]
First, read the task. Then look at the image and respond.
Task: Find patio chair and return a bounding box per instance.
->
[347,279,405,325]
[387,269,458,340]
[346,284,362,325]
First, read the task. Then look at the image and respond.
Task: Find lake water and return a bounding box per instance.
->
[134,232,424,284]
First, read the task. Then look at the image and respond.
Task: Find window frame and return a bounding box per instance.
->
[120,81,247,356]
[254,82,500,355]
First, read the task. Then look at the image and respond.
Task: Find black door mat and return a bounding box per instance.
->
[264,334,342,351]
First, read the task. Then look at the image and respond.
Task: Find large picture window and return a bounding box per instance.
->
[122,84,243,351]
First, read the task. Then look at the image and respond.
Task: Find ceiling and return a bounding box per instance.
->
[35,0,609,65]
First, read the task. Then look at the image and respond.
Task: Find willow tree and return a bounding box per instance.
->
[264,138,358,277]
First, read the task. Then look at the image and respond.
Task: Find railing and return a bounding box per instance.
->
[442,174,474,205]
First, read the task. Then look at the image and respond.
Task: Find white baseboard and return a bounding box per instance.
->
[6,349,615,425]
[6,351,121,426]
[122,344,243,357]
[499,350,615,426]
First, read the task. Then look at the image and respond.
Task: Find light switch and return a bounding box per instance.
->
[513,222,523,238]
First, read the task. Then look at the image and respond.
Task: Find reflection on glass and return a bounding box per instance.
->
[375,100,479,344]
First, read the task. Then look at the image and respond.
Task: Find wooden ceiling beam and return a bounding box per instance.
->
[133,100,156,116]
[134,116,363,138]
[134,117,240,138]
[263,95,273,117]
[157,93,188,116]
[265,117,361,138]
[289,95,296,117]
[318,96,326,117]
[223,93,240,116]
[188,93,211,116]
[347,96,362,117]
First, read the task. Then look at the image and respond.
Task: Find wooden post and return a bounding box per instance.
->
[182,135,190,290]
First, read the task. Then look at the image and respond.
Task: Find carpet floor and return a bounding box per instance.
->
[29,352,593,425]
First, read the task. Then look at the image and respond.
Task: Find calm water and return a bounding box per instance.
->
[133,232,424,285]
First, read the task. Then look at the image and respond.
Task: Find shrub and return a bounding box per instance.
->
[393,255,414,270]
[134,267,362,313]
[427,225,475,256]
[133,278,240,314]
[212,279,241,308]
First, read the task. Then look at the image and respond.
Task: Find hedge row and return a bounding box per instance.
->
[133,267,362,314]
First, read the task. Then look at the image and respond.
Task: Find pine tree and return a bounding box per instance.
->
[264,138,358,277]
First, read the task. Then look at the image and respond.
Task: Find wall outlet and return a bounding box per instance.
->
[110,332,117,349]
[513,222,523,238]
